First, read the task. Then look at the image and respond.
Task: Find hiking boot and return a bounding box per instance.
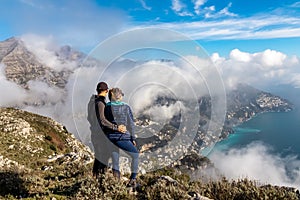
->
[127,179,136,187]
[113,170,120,180]
[126,179,140,192]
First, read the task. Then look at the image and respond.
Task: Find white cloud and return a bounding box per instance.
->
[0,62,66,108]
[198,2,238,19]
[205,5,215,11]
[229,49,251,62]
[0,64,28,106]
[229,49,287,68]
[209,142,300,189]
[192,0,207,15]
[218,2,237,17]
[171,0,184,12]
[255,49,287,67]
[135,15,300,40]
[21,34,78,71]
[290,74,300,88]
[171,0,193,16]
[144,101,184,122]
[177,11,194,17]
[213,49,300,89]
[290,1,300,8]
[139,0,152,11]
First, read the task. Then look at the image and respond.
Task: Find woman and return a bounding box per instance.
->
[104,87,139,187]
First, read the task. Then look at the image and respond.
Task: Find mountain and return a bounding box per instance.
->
[0,107,299,199]
[225,83,293,125]
[0,37,84,89]
[135,83,293,157]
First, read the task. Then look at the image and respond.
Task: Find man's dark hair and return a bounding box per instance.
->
[96,82,108,94]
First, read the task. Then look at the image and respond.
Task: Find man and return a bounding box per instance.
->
[87,82,126,177]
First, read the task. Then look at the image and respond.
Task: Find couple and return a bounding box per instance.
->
[88,81,139,186]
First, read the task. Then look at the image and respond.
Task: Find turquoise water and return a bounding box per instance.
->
[209,85,300,157]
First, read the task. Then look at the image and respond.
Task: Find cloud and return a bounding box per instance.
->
[144,101,184,122]
[229,49,288,67]
[291,1,300,8]
[0,64,68,133]
[136,14,300,40]
[229,49,251,62]
[0,64,28,106]
[21,34,78,71]
[290,74,300,88]
[108,59,212,112]
[192,0,207,15]
[178,1,237,19]
[217,2,238,18]
[171,0,184,12]
[255,49,287,67]
[209,142,300,189]
[0,62,66,108]
[171,0,193,16]
[139,0,152,11]
[213,49,300,89]
[205,5,215,12]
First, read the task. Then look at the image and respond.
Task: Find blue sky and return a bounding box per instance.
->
[1,0,300,56]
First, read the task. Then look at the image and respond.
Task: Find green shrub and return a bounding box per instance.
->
[45,135,52,141]
[49,144,57,152]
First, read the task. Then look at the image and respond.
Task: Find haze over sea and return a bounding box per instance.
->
[211,84,300,157]
[203,84,300,188]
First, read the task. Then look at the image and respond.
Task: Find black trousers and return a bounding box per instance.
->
[91,131,112,176]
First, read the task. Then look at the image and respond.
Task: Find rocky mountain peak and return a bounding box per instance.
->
[0,37,76,89]
[0,37,20,62]
[56,44,85,62]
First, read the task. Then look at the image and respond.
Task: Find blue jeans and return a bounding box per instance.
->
[110,140,139,179]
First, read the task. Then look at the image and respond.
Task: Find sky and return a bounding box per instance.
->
[1,0,300,56]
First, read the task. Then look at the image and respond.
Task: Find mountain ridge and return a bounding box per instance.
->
[0,37,84,89]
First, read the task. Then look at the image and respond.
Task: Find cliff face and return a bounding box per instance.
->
[0,37,84,89]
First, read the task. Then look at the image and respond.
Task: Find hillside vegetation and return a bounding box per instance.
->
[0,107,299,200]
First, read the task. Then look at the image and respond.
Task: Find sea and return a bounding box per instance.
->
[208,84,300,158]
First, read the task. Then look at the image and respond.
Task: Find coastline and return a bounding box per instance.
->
[202,108,295,156]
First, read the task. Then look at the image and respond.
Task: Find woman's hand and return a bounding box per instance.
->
[132,140,137,146]
[117,124,127,133]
